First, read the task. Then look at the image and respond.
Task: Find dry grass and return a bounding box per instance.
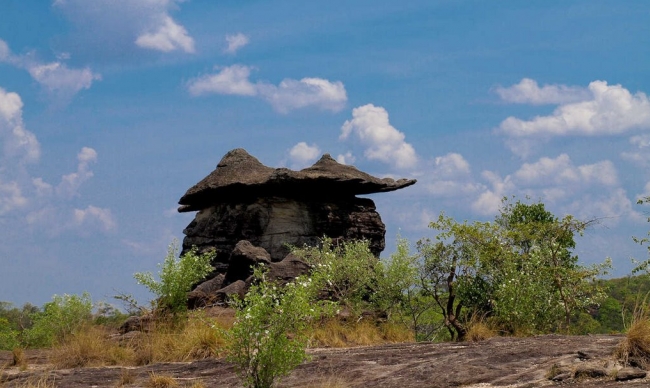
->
[617,294,650,368]
[47,312,230,368]
[11,348,27,370]
[2,374,57,388]
[310,319,412,347]
[130,314,228,365]
[465,318,497,342]
[145,372,179,388]
[49,325,135,368]
[115,368,137,387]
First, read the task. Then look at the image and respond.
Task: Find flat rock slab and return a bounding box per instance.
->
[2,335,649,387]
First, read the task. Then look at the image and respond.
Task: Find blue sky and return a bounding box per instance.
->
[1,0,649,307]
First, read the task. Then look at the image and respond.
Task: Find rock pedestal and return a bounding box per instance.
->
[177,148,416,306]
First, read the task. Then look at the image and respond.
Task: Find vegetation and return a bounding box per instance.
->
[227,266,329,388]
[134,241,214,315]
[7,196,650,386]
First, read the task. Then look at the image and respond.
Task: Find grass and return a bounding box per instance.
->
[115,369,137,387]
[617,294,650,368]
[47,311,231,368]
[11,348,27,370]
[145,372,179,388]
[309,319,413,347]
[1,374,57,388]
[465,316,497,342]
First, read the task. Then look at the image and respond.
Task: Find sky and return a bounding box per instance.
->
[1,0,649,307]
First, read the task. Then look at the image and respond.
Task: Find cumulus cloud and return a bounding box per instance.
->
[288,142,320,169]
[472,171,515,215]
[566,188,642,225]
[496,80,650,157]
[188,65,347,113]
[336,152,356,165]
[0,39,100,99]
[0,87,40,164]
[187,65,257,96]
[495,78,591,105]
[73,205,116,232]
[56,147,98,198]
[135,15,195,53]
[0,180,27,215]
[621,134,650,167]
[54,0,194,54]
[27,62,101,97]
[498,80,650,138]
[514,154,618,188]
[340,104,417,169]
[224,33,249,54]
[422,153,483,198]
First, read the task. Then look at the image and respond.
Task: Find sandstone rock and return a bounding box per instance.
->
[574,364,608,378]
[215,280,247,302]
[224,240,271,283]
[186,274,226,309]
[266,253,311,284]
[616,367,647,381]
[178,149,416,304]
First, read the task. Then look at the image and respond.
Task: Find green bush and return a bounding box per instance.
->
[0,317,20,350]
[227,266,329,388]
[134,241,214,314]
[23,292,93,348]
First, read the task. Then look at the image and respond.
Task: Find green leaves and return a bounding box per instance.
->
[134,240,214,314]
[227,267,326,388]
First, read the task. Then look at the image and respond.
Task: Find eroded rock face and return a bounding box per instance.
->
[182,196,385,267]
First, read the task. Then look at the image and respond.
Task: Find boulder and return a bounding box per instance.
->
[224,240,271,283]
[616,367,647,381]
[186,274,225,309]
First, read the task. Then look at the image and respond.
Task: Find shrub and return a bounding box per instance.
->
[0,317,19,350]
[134,241,214,314]
[23,292,92,348]
[227,267,328,388]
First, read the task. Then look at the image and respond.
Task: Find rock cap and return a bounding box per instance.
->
[178,148,416,212]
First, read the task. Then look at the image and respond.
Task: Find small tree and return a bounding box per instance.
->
[227,267,329,388]
[23,292,93,348]
[134,240,214,314]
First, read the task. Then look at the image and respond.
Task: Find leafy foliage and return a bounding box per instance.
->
[227,266,329,388]
[23,292,93,348]
[134,241,214,314]
[417,198,609,340]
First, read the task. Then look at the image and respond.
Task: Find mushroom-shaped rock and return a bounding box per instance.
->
[178,148,416,280]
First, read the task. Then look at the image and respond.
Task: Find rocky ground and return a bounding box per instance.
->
[1,334,648,387]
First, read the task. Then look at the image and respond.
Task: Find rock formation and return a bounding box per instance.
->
[178,148,416,306]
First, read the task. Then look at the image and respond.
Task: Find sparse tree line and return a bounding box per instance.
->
[1,196,649,388]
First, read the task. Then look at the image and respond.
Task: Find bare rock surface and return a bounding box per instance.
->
[2,334,649,387]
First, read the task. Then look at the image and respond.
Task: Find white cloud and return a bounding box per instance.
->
[514,154,618,187]
[495,78,591,105]
[27,62,101,97]
[472,171,515,215]
[336,152,356,165]
[224,33,249,54]
[73,205,116,232]
[188,65,347,113]
[0,39,100,99]
[498,80,650,138]
[566,188,642,225]
[135,15,195,53]
[56,147,98,198]
[0,180,27,215]
[0,88,40,164]
[621,134,650,167]
[187,65,257,96]
[433,153,471,179]
[340,104,417,169]
[54,0,194,54]
[257,78,347,113]
[288,142,320,169]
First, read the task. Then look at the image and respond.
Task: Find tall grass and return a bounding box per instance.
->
[310,319,413,347]
[48,312,231,368]
[617,293,650,368]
